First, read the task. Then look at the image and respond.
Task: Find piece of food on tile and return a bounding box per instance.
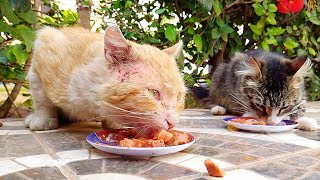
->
[204,159,225,177]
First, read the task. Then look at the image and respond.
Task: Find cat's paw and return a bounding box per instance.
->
[25,113,59,131]
[101,119,123,129]
[295,117,318,131]
[211,105,227,115]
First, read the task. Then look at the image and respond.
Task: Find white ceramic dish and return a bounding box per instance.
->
[223,117,299,133]
[86,129,195,157]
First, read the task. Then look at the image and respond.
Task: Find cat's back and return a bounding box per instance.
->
[32,26,103,67]
[31,26,104,103]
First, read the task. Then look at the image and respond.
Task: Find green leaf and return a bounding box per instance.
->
[18,10,37,24]
[306,11,320,25]
[221,31,228,42]
[193,34,203,52]
[308,47,316,56]
[211,28,221,39]
[266,13,276,25]
[1,1,21,24]
[267,4,277,12]
[125,1,133,8]
[0,66,11,79]
[148,38,161,44]
[184,74,195,86]
[155,8,166,14]
[0,57,8,64]
[213,0,222,16]
[5,47,15,62]
[252,3,266,16]
[199,0,214,11]
[297,48,307,57]
[176,50,185,69]
[221,24,234,34]
[249,24,262,35]
[188,27,195,35]
[284,38,300,50]
[13,68,25,80]
[12,45,29,64]
[261,41,269,51]
[22,99,33,108]
[216,17,224,28]
[286,26,293,34]
[165,25,177,42]
[16,25,35,52]
[265,36,277,45]
[253,33,260,41]
[267,27,285,36]
[9,0,31,13]
[257,18,265,28]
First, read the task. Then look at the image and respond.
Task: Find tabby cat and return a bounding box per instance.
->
[193,50,317,131]
[25,25,186,132]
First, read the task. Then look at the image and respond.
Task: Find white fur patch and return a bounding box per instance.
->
[211,105,227,115]
[295,117,318,131]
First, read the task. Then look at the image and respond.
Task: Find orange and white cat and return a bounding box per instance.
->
[25,25,186,131]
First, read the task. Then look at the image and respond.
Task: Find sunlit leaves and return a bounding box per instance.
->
[284,37,300,49]
[193,34,203,52]
[165,24,177,42]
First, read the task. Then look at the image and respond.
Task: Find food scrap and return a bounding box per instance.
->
[117,129,191,148]
[204,159,225,177]
[226,125,239,131]
[231,117,266,125]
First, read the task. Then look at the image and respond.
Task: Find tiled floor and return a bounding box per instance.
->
[0,102,320,180]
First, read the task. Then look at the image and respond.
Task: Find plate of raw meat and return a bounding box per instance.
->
[86,128,195,157]
[223,117,299,133]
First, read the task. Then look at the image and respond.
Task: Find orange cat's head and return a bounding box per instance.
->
[97,25,186,130]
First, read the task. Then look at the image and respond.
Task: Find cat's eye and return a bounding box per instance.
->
[177,92,182,101]
[148,89,160,100]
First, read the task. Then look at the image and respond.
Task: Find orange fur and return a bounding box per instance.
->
[25,25,186,130]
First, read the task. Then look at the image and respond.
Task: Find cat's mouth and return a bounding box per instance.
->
[166,120,175,129]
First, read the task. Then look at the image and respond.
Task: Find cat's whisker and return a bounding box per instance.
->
[134,125,153,138]
[242,86,264,101]
[90,97,152,116]
[227,90,253,112]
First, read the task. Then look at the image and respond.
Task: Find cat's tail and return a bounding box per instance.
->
[188,86,211,106]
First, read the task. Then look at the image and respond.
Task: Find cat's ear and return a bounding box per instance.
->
[104,25,131,63]
[290,56,311,77]
[248,57,262,78]
[162,41,183,59]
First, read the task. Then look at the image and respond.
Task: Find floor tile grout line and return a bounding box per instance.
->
[31,132,59,159]
[222,148,318,171]
[136,161,162,175]
[31,131,80,180]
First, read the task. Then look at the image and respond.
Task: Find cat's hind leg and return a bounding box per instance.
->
[25,67,59,130]
[211,105,227,115]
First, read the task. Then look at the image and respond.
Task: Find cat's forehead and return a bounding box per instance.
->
[131,43,186,92]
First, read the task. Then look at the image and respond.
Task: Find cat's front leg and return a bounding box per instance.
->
[290,111,318,131]
[25,67,58,130]
[210,105,227,115]
[294,117,318,131]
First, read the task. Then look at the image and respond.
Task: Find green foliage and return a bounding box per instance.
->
[94,0,320,100]
[0,0,36,82]
[40,7,78,27]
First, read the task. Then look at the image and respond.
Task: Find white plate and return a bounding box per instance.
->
[223,117,299,133]
[86,129,195,157]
